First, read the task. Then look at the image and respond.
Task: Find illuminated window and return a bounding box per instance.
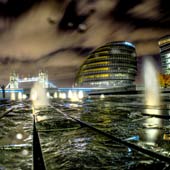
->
[166,53,170,58]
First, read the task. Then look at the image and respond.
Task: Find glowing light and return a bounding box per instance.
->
[124,41,135,48]
[69,103,79,108]
[59,93,62,99]
[125,135,139,141]
[31,91,37,101]
[163,133,170,141]
[10,92,16,101]
[143,58,160,107]
[70,91,79,102]
[62,93,66,99]
[68,90,80,101]
[36,115,48,122]
[16,133,23,140]
[67,90,84,102]
[78,90,84,99]
[59,93,66,99]
[30,82,49,112]
[22,94,27,100]
[68,90,73,99]
[143,58,161,144]
[22,149,29,156]
[144,118,160,145]
[46,92,51,98]
[54,92,58,98]
[100,94,105,99]
[158,38,170,46]
[18,92,23,101]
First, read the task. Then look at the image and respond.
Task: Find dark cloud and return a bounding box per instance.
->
[58,0,91,31]
[42,46,94,59]
[0,0,42,17]
[160,0,170,18]
[111,0,170,29]
[0,46,94,65]
[113,0,143,18]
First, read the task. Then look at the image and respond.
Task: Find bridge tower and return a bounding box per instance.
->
[38,71,48,88]
[9,72,19,89]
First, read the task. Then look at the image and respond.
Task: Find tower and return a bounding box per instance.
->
[38,71,48,88]
[9,72,19,89]
[158,35,170,75]
[158,35,170,87]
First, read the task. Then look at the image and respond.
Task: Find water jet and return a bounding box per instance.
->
[143,57,162,144]
[30,82,49,114]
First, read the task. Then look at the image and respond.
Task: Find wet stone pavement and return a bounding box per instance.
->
[0,102,32,170]
[0,96,170,169]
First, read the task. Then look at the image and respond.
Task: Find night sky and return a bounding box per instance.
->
[0,0,170,87]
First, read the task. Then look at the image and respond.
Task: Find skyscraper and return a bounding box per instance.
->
[75,41,137,88]
[158,35,170,75]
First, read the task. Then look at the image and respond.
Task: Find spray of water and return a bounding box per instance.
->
[30,82,49,114]
[18,92,23,101]
[53,92,58,98]
[143,57,161,144]
[10,92,16,101]
[143,58,160,107]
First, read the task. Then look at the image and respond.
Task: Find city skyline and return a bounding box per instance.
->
[0,0,169,87]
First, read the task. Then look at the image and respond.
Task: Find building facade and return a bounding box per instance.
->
[75,41,137,88]
[158,35,170,75]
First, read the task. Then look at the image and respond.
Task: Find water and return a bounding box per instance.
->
[37,96,170,169]
[30,82,49,110]
[143,57,160,107]
[1,59,169,169]
[0,102,32,170]
[143,58,162,145]
[0,95,170,169]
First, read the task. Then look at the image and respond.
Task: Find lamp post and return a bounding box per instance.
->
[1,85,5,99]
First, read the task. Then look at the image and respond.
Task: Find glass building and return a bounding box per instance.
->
[158,35,170,75]
[75,41,137,88]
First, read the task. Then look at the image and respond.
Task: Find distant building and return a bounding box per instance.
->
[75,41,137,88]
[9,72,19,89]
[38,71,48,88]
[158,35,170,75]
[6,71,56,89]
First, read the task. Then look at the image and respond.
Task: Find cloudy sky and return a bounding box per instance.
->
[0,0,170,87]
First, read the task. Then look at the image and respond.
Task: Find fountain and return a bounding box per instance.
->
[143,58,160,108]
[30,82,47,169]
[143,57,162,145]
[59,92,66,99]
[46,92,51,99]
[10,92,16,101]
[53,92,58,98]
[18,92,23,101]
[68,90,73,99]
[30,82,49,114]
[78,90,84,99]
[22,94,27,100]
[68,90,80,102]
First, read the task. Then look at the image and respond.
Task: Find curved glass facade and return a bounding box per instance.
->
[158,35,170,75]
[75,41,137,88]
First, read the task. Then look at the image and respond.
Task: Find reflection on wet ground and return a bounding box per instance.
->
[0,95,170,169]
[0,102,32,170]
